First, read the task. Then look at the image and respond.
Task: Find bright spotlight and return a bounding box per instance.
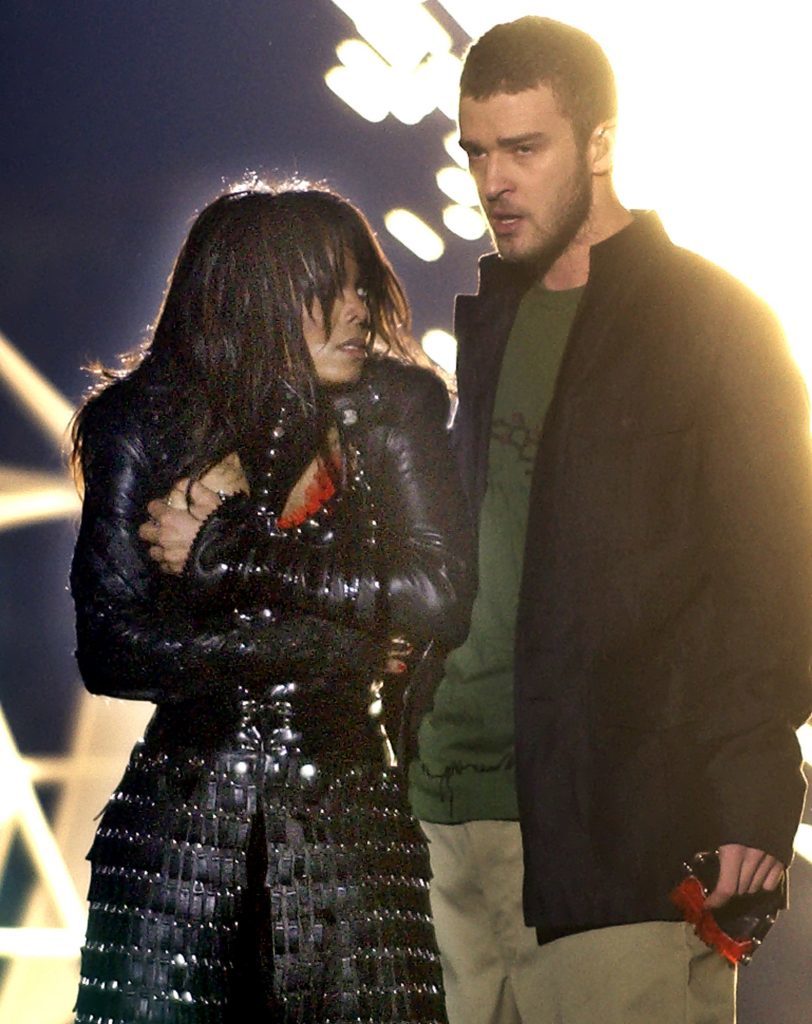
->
[385,209,445,262]
[421,329,458,374]
[0,330,74,446]
[330,0,451,70]
[443,204,486,241]
[436,166,479,208]
[794,823,812,864]
[443,130,467,169]
[325,42,391,122]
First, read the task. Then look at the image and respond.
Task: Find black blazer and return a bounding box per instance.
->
[449,212,812,937]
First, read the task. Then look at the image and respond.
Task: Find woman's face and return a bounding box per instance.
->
[302,252,370,386]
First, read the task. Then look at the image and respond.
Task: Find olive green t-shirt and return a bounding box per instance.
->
[409,283,582,823]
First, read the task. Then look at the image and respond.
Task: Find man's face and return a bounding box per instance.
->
[459,84,592,269]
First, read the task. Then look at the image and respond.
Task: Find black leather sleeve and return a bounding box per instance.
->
[185,362,474,649]
[70,401,382,704]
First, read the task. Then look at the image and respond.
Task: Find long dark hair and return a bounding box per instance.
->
[71,180,418,482]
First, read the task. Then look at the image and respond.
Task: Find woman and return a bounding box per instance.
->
[70,182,471,1023]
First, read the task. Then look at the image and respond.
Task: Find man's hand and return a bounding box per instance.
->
[138,480,222,575]
[704,843,785,910]
[383,638,413,676]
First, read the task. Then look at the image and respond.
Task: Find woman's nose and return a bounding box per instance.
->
[343,286,367,324]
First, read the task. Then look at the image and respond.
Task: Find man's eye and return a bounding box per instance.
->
[515,145,534,156]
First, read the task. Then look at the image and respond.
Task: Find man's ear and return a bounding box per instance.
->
[588,120,617,176]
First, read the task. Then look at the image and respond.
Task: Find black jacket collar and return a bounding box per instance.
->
[470,210,671,302]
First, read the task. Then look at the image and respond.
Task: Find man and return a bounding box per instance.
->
[405,16,812,1024]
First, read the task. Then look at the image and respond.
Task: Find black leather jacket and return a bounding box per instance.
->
[71,356,472,743]
[70,355,472,1020]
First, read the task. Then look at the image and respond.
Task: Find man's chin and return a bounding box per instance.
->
[495,239,544,269]
[494,238,528,263]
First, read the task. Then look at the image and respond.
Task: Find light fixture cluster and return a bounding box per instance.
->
[324,0,488,314]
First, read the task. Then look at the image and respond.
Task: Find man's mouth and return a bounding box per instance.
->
[490,211,523,236]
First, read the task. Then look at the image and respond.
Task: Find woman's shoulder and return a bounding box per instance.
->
[77,374,182,474]
[79,377,152,441]
[362,356,449,416]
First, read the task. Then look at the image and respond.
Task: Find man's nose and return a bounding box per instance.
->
[481,155,511,202]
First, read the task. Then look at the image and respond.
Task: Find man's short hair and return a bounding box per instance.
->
[460,16,617,147]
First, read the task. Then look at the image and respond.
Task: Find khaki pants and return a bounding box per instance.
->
[420,819,736,1024]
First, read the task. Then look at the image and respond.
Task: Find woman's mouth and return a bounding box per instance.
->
[337,338,368,358]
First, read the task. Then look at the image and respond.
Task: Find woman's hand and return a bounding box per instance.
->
[139,481,222,574]
[199,452,249,498]
[139,453,249,575]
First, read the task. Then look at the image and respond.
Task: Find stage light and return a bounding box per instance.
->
[443,130,467,169]
[423,51,463,121]
[436,166,479,208]
[385,208,444,261]
[0,330,74,446]
[421,329,457,374]
[325,42,391,122]
[326,3,458,126]
[0,485,79,531]
[795,824,812,863]
[388,64,440,126]
[443,204,486,241]
[0,334,80,532]
[0,709,87,959]
[330,0,451,70]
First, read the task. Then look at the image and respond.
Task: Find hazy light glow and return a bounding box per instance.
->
[794,823,812,864]
[326,2,456,125]
[421,329,458,374]
[798,723,812,766]
[436,166,479,207]
[326,1,810,381]
[385,209,444,261]
[389,64,440,125]
[443,204,487,241]
[327,39,455,125]
[0,485,79,532]
[436,0,535,37]
[422,51,463,121]
[0,330,74,446]
[0,330,80,532]
[0,708,86,957]
[326,42,391,122]
[330,0,451,70]
[443,130,467,168]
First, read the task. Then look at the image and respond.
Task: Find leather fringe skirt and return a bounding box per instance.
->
[74,689,445,1023]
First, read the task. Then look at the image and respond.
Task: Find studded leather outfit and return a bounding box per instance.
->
[70,357,472,1023]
